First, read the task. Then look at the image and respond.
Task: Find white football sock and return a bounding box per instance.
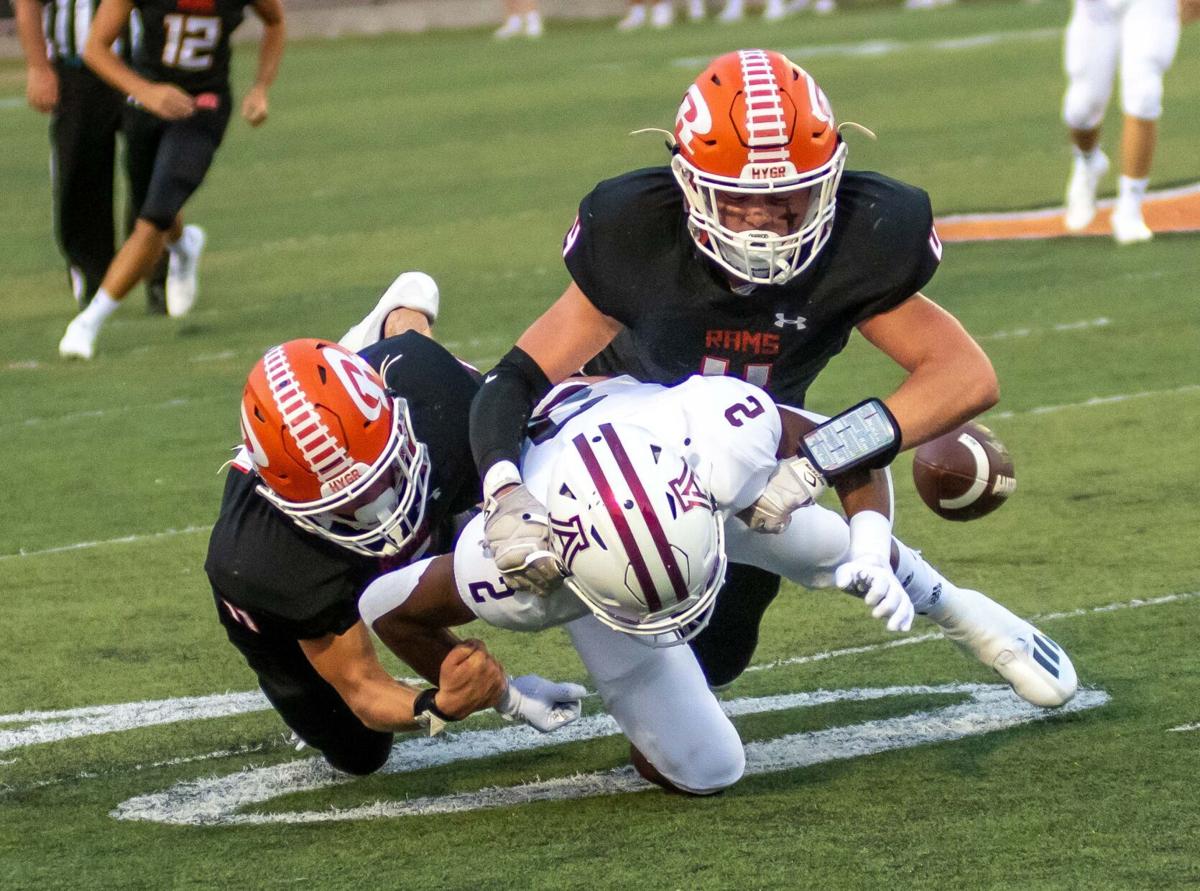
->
[1116,175,1149,215]
[78,289,121,326]
[893,541,955,616]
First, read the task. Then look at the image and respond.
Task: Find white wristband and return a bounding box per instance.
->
[482,460,522,501]
[847,510,893,564]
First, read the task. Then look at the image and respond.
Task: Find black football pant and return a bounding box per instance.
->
[125,93,230,231]
[217,601,393,776]
[49,63,123,302]
[688,562,782,688]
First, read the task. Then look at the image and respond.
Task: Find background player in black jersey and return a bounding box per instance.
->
[206,303,586,775]
[469,49,1077,705]
[58,0,286,359]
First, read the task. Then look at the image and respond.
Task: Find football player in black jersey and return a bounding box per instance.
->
[469,49,1078,706]
[58,0,285,359]
[206,292,586,775]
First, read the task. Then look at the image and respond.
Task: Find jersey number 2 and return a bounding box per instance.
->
[161,14,221,71]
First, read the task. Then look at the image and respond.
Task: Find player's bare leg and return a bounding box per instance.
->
[59,218,172,359]
[1111,115,1156,244]
[1064,126,1109,232]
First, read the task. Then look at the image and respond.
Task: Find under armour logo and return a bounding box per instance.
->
[774,313,807,330]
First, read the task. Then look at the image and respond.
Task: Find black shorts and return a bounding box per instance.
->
[215,596,394,776]
[124,92,232,231]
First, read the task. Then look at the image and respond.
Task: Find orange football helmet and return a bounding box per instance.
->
[239,339,430,557]
[671,49,847,285]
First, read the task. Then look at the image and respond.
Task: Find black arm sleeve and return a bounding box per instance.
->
[469,346,553,477]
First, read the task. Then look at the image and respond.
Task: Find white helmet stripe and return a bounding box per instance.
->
[262,345,355,484]
[738,49,787,162]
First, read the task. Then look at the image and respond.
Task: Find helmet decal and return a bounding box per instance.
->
[737,49,790,170]
[571,425,690,611]
[549,512,590,570]
[324,346,386,422]
[240,401,270,468]
[670,463,711,513]
[261,344,355,487]
[675,84,713,154]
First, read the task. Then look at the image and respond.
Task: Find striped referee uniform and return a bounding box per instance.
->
[34,0,127,304]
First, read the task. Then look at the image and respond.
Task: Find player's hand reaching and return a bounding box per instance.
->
[835,558,914,632]
[241,83,269,126]
[483,484,566,595]
[742,456,827,533]
[433,639,507,719]
[139,82,195,120]
[495,675,588,732]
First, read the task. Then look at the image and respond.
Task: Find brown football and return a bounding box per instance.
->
[912,421,1016,521]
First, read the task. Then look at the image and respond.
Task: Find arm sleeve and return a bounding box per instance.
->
[469,346,553,478]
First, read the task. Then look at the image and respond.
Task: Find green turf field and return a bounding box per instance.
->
[2,1,1199,887]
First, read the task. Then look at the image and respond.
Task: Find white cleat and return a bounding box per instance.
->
[616,6,646,29]
[58,313,101,360]
[813,0,837,14]
[650,0,674,27]
[493,15,522,39]
[764,0,788,19]
[933,589,1078,707]
[1064,150,1109,232]
[166,224,206,318]
[1111,208,1153,245]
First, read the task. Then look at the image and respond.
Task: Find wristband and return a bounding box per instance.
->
[800,398,901,477]
[412,687,455,736]
[847,510,894,564]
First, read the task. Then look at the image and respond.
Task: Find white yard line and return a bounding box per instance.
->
[0,525,212,562]
[1167,722,1200,733]
[976,318,1111,341]
[745,591,1200,675]
[109,685,1109,825]
[675,28,1060,70]
[988,383,1200,420]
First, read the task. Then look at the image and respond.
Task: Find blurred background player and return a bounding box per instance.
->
[57,0,286,360]
[617,0,706,30]
[13,0,167,314]
[1061,0,1184,244]
[494,0,543,39]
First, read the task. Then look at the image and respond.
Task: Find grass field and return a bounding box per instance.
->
[2,2,1199,887]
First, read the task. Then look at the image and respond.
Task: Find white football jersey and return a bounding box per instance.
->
[522,375,783,517]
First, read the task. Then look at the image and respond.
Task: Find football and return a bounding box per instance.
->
[911,421,1016,521]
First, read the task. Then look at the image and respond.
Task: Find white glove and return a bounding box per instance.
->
[745,456,828,533]
[495,675,588,732]
[835,558,914,632]
[483,483,566,595]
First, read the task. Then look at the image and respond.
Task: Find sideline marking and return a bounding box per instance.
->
[110,685,1108,825]
[1167,722,1200,733]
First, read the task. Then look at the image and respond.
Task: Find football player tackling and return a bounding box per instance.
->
[468,49,1078,706]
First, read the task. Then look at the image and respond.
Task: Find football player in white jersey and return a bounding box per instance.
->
[1062,0,1189,242]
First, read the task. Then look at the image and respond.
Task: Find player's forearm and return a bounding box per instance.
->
[251,20,286,90]
[346,676,425,733]
[83,38,151,101]
[834,467,892,522]
[884,358,998,450]
[374,620,461,687]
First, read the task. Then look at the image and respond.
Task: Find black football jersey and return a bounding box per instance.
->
[131,0,251,95]
[205,333,482,641]
[569,167,941,408]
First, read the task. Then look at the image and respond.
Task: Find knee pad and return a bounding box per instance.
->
[323,732,392,776]
[1063,82,1109,131]
[1119,66,1164,121]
